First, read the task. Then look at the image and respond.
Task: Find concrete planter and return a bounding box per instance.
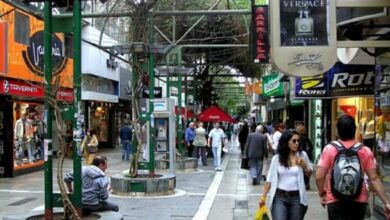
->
[2,209,123,220]
[111,171,176,196]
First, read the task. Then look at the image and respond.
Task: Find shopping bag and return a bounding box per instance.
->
[241,157,249,169]
[254,205,270,220]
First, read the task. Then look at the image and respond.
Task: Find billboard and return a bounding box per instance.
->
[0,1,73,88]
[280,0,329,47]
[294,64,375,98]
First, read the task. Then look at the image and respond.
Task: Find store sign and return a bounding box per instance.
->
[295,73,328,98]
[262,73,285,97]
[22,31,67,77]
[143,87,162,98]
[0,22,6,74]
[328,64,374,97]
[270,0,337,76]
[0,77,73,101]
[293,64,375,98]
[56,88,74,102]
[252,6,270,63]
[0,78,44,97]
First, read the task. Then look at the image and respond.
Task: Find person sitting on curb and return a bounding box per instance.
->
[64,155,119,215]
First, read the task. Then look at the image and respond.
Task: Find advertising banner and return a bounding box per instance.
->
[1,1,73,88]
[270,0,337,77]
[295,73,328,98]
[293,64,375,98]
[280,0,328,47]
[0,22,6,74]
[252,6,270,63]
[262,73,284,97]
[328,64,374,97]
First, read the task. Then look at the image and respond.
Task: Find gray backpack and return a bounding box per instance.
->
[329,141,364,200]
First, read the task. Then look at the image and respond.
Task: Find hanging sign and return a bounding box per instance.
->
[270,0,337,76]
[262,73,284,97]
[328,64,374,97]
[295,73,328,98]
[252,6,270,64]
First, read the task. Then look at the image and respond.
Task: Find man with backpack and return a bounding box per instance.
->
[316,115,390,220]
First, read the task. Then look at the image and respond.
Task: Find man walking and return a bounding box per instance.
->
[208,122,226,171]
[316,115,390,220]
[246,125,268,185]
[120,122,133,161]
[185,122,196,157]
[64,155,119,215]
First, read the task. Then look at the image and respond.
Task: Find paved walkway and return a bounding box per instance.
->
[0,142,374,219]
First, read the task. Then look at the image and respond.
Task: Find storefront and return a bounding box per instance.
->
[0,2,73,177]
[0,78,73,177]
[373,61,390,219]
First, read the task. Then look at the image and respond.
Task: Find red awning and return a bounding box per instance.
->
[175,106,195,119]
[197,106,234,123]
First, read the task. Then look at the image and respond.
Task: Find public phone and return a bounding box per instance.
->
[146,98,176,173]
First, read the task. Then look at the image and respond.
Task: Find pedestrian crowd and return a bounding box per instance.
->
[73,115,390,220]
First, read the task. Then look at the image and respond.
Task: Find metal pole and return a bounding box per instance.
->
[166,56,170,97]
[53,9,251,18]
[73,0,83,215]
[43,1,53,219]
[148,16,155,177]
[177,49,183,155]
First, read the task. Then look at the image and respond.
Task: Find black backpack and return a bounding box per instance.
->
[329,140,364,200]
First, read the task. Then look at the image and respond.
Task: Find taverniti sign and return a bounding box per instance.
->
[0,78,73,102]
[22,31,67,77]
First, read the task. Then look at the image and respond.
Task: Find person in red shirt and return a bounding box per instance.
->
[316,115,390,220]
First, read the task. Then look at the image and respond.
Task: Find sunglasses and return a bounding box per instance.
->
[291,139,299,144]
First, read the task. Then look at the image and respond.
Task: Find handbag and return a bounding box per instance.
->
[86,146,98,154]
[254,205,270,220]
[241,157,249,170]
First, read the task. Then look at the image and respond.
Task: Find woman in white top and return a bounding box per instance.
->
[259,130,312,220]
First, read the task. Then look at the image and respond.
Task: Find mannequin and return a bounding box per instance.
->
[360,109,375,150]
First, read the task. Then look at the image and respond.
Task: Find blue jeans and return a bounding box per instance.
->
[212,146,221,169]
[248,159,263,181]
[271,193,306,220]
[82,200,119,215]
[327,201,367,220]
[122,140,132,160]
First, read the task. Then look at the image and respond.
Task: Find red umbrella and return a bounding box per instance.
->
[197,106,234,123]
[175,106,195,119]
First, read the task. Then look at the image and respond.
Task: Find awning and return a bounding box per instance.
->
[197,106,234,123]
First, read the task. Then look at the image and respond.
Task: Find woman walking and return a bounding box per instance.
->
[81,128,99,165]
[259,130,312,220]
[192,122,208,166]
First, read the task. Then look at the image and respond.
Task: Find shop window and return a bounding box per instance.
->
[13,102,45,170]
[14,11,29,45]
[89,103,109,142]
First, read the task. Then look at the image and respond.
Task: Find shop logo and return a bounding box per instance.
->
[3,79,9,93]
[22,31,67,77]
[301,74,324,89]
